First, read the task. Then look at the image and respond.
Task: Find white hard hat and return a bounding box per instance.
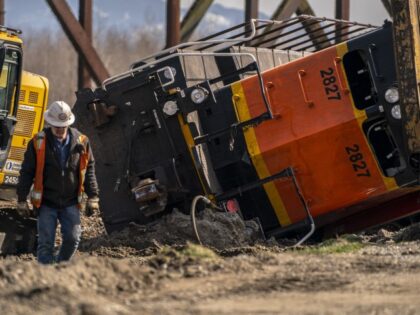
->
[44,101,75,127]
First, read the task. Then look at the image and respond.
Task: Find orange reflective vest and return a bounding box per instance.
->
[31,131,90,209]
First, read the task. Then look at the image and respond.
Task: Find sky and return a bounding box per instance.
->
[182,0,389,25]
[5,0,390,32]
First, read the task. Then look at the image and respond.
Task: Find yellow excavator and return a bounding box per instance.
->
[0,26,49,254]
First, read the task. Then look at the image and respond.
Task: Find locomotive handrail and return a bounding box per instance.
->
[161,16,377,59]
[103,51,274,120]
[156,66,176,87]
[333,57,350,94]
[104,16,378,89]
[102,19,262,88]
[368,43,384,80]
[127,18,276,68]
[104,17,325,88]
[298,70,314,107]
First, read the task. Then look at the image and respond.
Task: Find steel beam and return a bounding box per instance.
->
[181,0,213,42]
[381,0,393,16]
[253,0,301,46]
[166,0,180,48]
[272,0,302,21]
[255,0,330,50]
[335,0,350,20]
[245,0,259,22]
[46,0,109,85]
[295,0,316,15]
[296,0,330,50]
[0,0,4,25]
[335,0,350,42]
[78,0,92,90]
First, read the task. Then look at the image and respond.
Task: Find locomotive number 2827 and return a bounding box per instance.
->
[320,67,341,100]
[345,144,371,177]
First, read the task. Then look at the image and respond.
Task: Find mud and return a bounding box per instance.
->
[1,208,420,315]
[79,209,262,257]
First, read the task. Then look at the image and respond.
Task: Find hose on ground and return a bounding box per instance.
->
[190,193,314,247]
[294,214,316,247]
[190,195,221,245]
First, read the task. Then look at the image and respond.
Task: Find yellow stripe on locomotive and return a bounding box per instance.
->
[195,22,414,235]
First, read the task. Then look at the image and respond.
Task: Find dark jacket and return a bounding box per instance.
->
[17,127,99,208]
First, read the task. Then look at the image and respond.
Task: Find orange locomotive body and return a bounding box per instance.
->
[185,20,418,237]
[231,38,405,236]
[79,16,420,238]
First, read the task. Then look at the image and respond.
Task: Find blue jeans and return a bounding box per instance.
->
[37,205,81,264]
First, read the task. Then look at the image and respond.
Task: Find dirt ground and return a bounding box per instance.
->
[1,209,420,315]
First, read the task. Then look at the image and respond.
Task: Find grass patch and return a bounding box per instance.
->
[179,243,218,259]
[159,242,218,260]
[300,237,365,254]
[148,243,219,270]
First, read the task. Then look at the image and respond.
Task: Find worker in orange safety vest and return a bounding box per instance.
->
[16,101,99,264]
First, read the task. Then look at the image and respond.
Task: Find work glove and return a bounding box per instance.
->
[85,197,99,217]
[16,201,31,218]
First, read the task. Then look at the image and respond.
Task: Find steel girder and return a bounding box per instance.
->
[46,0,109,85]
[181,0,213,42]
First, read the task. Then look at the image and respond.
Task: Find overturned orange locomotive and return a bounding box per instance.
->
[76,13,420,239]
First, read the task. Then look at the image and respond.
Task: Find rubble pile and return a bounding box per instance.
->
[79,208,263,257]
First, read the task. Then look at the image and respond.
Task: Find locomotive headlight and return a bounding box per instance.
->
[163,100,179,116]
[164,67,176,80]
[190,87,208,104]
[391,104,401,119]
[384,87,399,104]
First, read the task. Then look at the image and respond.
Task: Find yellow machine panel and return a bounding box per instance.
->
[0,71,49,185]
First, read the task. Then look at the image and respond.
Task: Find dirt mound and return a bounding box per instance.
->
[0,255,155,315]
[2,241,420,315]
[393,222,420,242]
[2,208,420,314]
[79,208,263,257]
[80,212,107,240]
[360,222,420,244]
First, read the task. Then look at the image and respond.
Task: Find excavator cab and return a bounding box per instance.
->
[0,26,49,254]
[0,38,22,168]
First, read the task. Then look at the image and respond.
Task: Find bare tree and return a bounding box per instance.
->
[22,27,162,106]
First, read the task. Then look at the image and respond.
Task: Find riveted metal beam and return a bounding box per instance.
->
[391,0,420,160]
[78,0,92,90]
[166,0,181,48]
[46,0,109,85]
[245,0,259,22]
[181,0,213,42]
